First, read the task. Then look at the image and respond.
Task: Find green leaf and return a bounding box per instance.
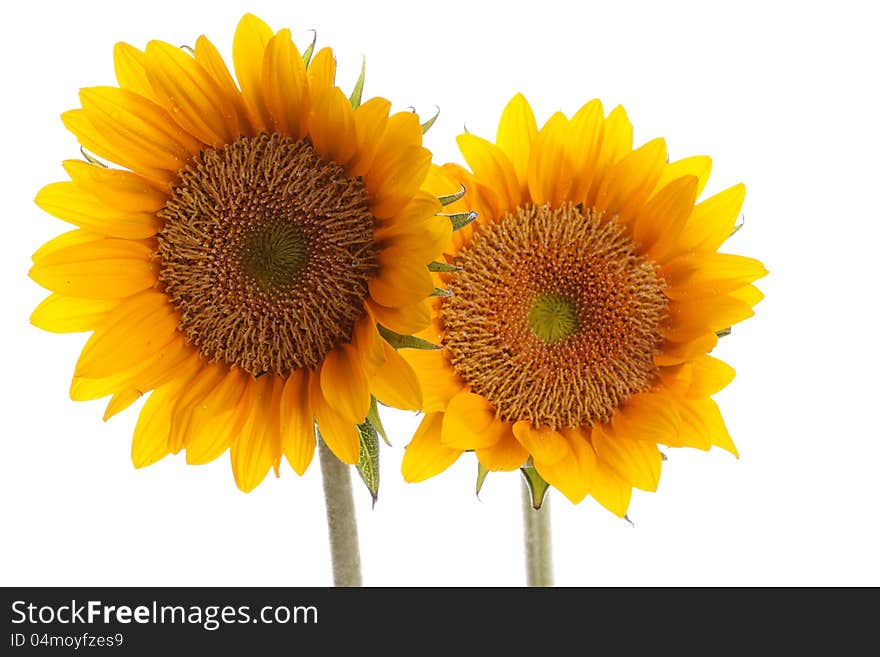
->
[367,396,390,446]
[349,56,366,109]
[440,210,478,231]
[80,147,108,168]
[427,261,461,273]
[356,421,380,507]
[421,106,440,134]
[437,184,466,207]
[429,287,451,297]
[377,324,441,350]
[476,462,489,498]
[716,327,731,338]
[520,466,551,510]
[730,217,745,237]
[301,30,317,67]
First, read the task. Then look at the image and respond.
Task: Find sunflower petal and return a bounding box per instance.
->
[370,341,422,411]
[31,294,117,333]
[349,97,392,177]
[62,160,167,213]
[567,98,605,203]
[131,372,196,468]
[441,391,501,449]
[305,47,336,98]
[594,137,667,227]
[663,252,769,301]
[610,392,680,444]
[676,183,746,255]
[194,35,253,135]
[495,92,538,192]
[592,423,663,492]
[399,348,462,413]
[232,13,274,132]
[511,421,571,465]
[113,42,158,102]
[534,427,597,504]
[527,112,573,206]
[308,363,360,464]
[261,28,308,138]
[586,105,633,206]
[402,412,462,482]
[231,375,283,492]
[368,246,435,307]
[657,155,712,197]
[184,368,251,465]
[320,343,371,424]
[590,460,633,517]
[475,424,528,471]
[458,133,519,214]
[366,145,432,220]
[366,299,430,335]
[280,368,316,475]
[632,175,699,260]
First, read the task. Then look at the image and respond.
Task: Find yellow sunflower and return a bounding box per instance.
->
[30,14,449,492]
[401,93,767,516]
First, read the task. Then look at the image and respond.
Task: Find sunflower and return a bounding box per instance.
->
[30,14,449,492]
[400,93,767,516]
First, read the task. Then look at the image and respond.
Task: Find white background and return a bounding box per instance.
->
[1,0,877,587]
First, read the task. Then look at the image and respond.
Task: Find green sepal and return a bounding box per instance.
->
[437,184,466,207]
[367,396,390,446]
[349,56,366,109]
[429,287,451,298]
[356,420,380,507]
[475,462,489,498]
[180,44,195,55]
[730,218,744,237]
[301,30,317,67]
[716,327,732,338]
[427,261,461,273]
[377,324,440,350]
[520,466,550,510]
[81,147,108,168]
[440,210,478,231]
[421,106,440,134]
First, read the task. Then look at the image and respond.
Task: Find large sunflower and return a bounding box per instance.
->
[401,93,767,516]
[30,14,449,492]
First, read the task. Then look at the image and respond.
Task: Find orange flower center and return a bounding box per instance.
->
[157,133,377,376]
[440,203,668,429]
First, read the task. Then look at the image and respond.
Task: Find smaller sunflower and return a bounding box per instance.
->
[401,93,767,516]
[31,14,450,492]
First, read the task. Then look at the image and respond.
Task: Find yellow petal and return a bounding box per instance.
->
[526,112,573,206]
[663,252,769,301]
[686,354,736,397]
[280,368,316,475]
[656,155,712,198]
[320,343,371,424]
[440,391,501,449]
[35,181,160,239]
[495,92,537,192]
[305,47,336,99]
[594,137,667,227]
[261,28,308,139]
[61,110,175,187]
[401,412,462,482]
[75,291,180,379]
[610,392,680,444]
[567,99,605,203]
[113,42,158,102]
[663,394,713,450]
[475,424,528,471]
[368,247,435,307]
[194,35,253,135]
[352,312,386,377]
[375,203,450,265]
[348,97,391,177]
[534,427,597,504]
[231,375,283,492]
[686,397,738,457]
[655,331,719,366]
[511,421,571,465]
[233,13,274,132]
[366,299,430,335]
[590,459,633,517]
[184,368,251,465]
[31,294,117,333]
[79,86,202,171]
[366,145,432,220]
[308,363,360,464]
[145,40,239,147]
[399,348,462,413]
[309,87,357,167]
[370,341,422,411]
[592,423,663,492]
[166,361,228,452]
[29,237,156,299]
[62,160,168,213]
[632,175,699,261]
[457,132,519,215]
[131,372,196,468]
[586,105,633,207]
[31,228,103,262]
[676,183,746,255]
[662,293,757,342]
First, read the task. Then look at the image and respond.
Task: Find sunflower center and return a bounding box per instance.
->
[441,203,668,429]
[157,133,377,376]
[527,293,579,343]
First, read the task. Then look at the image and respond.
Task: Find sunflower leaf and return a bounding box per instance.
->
[429,287,451,298]
[377,324,440,350]
[476,462,490,498]
[356,420,380,507]
[427,261,461,273]
[520,466,551,510]
[301,30,317,67]
[421,106,440,134]
[440,210,478,231]
[349,56,366,109]
[437,184,466,207]
[367,396,390,446]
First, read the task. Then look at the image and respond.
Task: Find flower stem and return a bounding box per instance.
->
[521,479,554,586]
[318,436,363,587]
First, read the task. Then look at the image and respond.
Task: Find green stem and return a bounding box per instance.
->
[521,479,554,586]
[318,436,363,587]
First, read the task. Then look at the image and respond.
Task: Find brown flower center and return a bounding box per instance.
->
[440,203,668,429]
[157,133,377,376]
